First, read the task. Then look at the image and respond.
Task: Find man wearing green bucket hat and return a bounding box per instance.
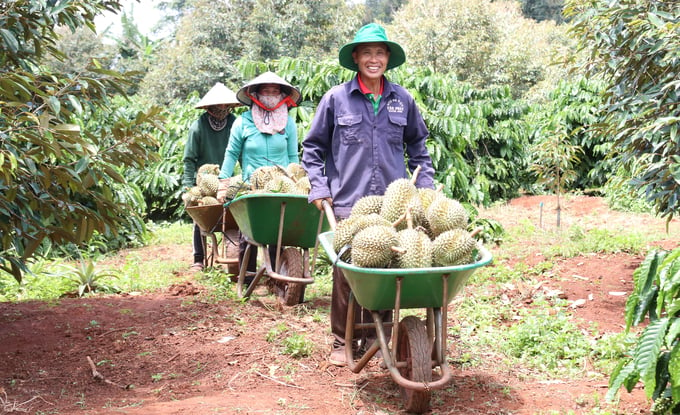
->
[302,23,435,366]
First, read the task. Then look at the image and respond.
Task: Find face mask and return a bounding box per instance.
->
[207,106,230,120]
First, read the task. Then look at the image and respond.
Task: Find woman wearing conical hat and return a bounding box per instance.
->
[218,72,302,276]
[182,82,242,272]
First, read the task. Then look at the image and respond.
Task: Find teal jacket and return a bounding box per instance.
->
[218,110,299,181]
[182,112,236,188]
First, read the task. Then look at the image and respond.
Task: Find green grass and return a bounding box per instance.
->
[0,221,194,302]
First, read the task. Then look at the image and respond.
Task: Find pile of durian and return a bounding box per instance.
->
[183,162,311,208]
[182,164,223,207]
[333,167,481,269]
[247,162,311,195]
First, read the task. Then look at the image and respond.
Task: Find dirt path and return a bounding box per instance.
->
[0,195,676,414]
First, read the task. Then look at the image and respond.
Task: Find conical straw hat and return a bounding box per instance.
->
[236,72,301,106]
[195,83,241,109]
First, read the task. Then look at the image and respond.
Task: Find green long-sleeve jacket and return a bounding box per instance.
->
[218,110,298,182]
[182,112,236,188]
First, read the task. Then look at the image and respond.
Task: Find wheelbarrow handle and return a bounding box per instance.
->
[321,200,337,231]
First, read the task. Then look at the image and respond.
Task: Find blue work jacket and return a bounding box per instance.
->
[302,76,434,218]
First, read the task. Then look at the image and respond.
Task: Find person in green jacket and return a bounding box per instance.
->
[182,82,241,271]
[218,72,301,273]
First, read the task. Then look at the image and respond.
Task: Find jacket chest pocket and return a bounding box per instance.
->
[337,114,363,145]
[386,113,407,146]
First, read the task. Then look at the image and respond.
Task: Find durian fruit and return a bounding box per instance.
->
[426,197,469,237]
[249,166,278,190]
[223,176,246,201]
[432,228,478,266]
[294,176,311,195]
[333,213,391,261]
[182,186,203,207]
[197,163,220,176]
[351,225,400,268]
[286,162,307,180]
[418,186,444,212]
[379,165,422,224]
[351,195,384,216]
[264,175,296,193]
[403,194,427,231]
[199,196,220,206]
[395,210,432,268]
[199,174,220,197]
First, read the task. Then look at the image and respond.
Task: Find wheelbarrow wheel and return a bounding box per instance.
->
[278,247,305,306]
[396,315,432,414]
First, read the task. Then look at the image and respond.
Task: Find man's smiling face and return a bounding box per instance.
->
[352,42,390,83]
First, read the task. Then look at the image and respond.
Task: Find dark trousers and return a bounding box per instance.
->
[330,266,392,349]
[192,223,205,263]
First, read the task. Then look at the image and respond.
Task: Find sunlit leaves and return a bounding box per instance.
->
[566,0,680,221]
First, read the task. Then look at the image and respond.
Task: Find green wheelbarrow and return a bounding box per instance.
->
[226,193,331,305]
[317,229,493,414]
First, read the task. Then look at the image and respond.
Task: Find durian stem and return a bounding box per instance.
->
[390,246,407,254]
[405,207,414,229]
[392,211,407,228]
[470,227,483,238]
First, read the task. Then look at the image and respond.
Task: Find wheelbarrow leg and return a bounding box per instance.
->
[236,242,265,299]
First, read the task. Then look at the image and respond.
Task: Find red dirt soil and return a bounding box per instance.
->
[0,195,677,414]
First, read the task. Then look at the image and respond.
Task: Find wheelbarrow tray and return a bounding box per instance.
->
[186,204,238,233]
[318,231,492,310]
[228,193,331,249]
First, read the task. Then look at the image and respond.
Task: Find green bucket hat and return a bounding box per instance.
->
[338,23,405,72]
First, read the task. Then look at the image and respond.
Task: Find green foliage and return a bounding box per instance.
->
[607,248,680,414]
[140,0,363,103]
[504,304,591,373]
[125,95,199,220]
[566,0,680,223]
[56,258,121,297]
[528,78,612,192]
[520,0,565,23]
[281,333,313,358]
[529,125,583,211]
[363,0,406,24]
[388,0,566,98]
[0,0,165,282]
[605,163,656,214]
[265,323,313,357]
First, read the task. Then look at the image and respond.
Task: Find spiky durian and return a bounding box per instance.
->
[351,195,384,216]
[333,213,391,261]
[380,179,417,223]
[197,163,221,176]
[294,176,311,195]
[264,175,296,193]
[432,228,478,266]
[379,166,422,224]
[286,162,307,180]
[223,176,246,201]
[182,186,203,207]
[426,197,469,237]
[395,209,433,269]
[199,174,220,197]
[350,225,399,268]
[418,187,443,212]
[199,196,220,206]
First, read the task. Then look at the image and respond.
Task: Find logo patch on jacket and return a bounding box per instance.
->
[386,98,405,114]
